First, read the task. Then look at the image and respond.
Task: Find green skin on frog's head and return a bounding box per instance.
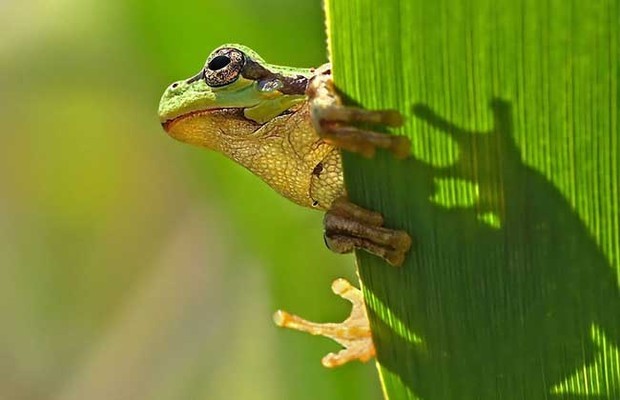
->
[158,44,313,150]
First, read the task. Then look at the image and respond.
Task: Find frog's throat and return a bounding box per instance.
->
[161,107,260,154]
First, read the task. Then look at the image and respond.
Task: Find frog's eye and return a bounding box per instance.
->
[204,47,245,87]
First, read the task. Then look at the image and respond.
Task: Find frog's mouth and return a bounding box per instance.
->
[160,107,241,131]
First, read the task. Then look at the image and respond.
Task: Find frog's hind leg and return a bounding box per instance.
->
[307,69,411,159]
[324,196,412,266]
[273,278,375,368]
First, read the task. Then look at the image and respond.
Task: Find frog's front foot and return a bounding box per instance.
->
[324,196,412,266]
[308,67,411,159]
[273,278,374,368]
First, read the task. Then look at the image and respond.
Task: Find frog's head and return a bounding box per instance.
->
[158,44,311,151]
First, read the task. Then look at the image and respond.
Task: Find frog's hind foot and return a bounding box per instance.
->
[308,71,411,159]
[273,278,375,368]
[324,196,412,266]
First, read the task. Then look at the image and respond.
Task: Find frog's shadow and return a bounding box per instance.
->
[357,99,620,399]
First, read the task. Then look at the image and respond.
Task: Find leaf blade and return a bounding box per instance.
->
[326,0,620,398]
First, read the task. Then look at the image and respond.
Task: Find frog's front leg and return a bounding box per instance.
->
[325,196,412,266]
[273,278,374,368]
[307,64,411,159]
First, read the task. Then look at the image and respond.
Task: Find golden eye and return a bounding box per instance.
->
[204,47,245,87]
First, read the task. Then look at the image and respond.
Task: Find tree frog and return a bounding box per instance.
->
[158,44,412,367]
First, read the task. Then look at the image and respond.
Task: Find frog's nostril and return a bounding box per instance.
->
[171,82,179,89]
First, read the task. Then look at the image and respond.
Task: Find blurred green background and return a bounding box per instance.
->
[0,0,381,398]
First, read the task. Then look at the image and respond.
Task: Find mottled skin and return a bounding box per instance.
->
[158,44,411,366]
[163,103,343,209]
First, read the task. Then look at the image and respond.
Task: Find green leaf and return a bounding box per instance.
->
[552,325,620,397]
[326,0,620,398]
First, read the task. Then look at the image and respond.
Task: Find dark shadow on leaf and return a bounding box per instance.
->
[350,99,620,399]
